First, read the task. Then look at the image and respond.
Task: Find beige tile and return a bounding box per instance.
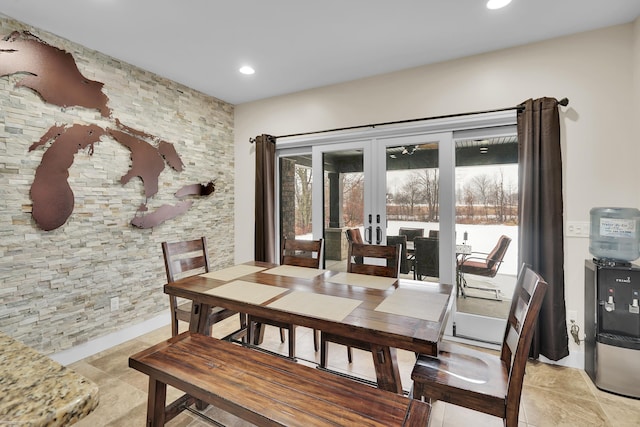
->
[89,339,153,378]
[75,377,147,426]
[441,403,504,427]
[524,360,595,397]
[522,385,610,427]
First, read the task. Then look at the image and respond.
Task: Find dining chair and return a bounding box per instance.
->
[320,241,400,366]
[387,235,409,274]
[161,237,242,337]
[413,236,439,280]
[411,264,548,427]
[248,237,324,359]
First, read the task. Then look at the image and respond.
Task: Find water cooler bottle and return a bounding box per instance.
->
[584,207,640,398]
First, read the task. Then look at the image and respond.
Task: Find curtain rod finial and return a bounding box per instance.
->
[558,97,569,106]
[249,137,256,144]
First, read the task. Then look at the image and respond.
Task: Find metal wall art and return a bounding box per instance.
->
[1,31,215,230]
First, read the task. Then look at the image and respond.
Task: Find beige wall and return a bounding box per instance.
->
[0,17,235,355]
[235,21,640,364]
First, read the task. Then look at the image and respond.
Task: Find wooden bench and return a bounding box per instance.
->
[129,332,430,426]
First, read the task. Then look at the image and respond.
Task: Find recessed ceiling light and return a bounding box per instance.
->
[486,0,512,10]
[239,66,255,75]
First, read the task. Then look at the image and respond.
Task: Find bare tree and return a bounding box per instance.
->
[394,173,424,219]
[295,166,312,233]
[418,169,439,221]
[472,174,491,221]
[342,173,364,226]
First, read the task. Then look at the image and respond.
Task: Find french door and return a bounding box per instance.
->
[276,111,517,344]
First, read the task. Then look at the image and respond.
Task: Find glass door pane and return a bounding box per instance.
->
[313,143,367,272]
[385,141,440,279]
[453,135,519,344]
[279,154,313,241]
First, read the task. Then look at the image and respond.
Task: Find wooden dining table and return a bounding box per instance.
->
[164,261,454,394]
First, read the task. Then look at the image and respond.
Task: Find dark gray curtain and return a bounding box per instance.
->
[254,134,276,263]
[517,98,569,361]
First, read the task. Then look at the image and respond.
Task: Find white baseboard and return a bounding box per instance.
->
[540,349,584,370]
[51,311,170,366]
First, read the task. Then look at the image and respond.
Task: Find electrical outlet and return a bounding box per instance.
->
[110,296,119,311]
[566,221,590,238]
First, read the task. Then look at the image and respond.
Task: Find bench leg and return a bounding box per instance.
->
[147,377,167,427]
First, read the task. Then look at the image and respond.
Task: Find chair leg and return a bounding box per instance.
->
[170,316,178,337]
[287,325,295,359]
[313,329,319,352]
[320,333,328,368]
[347,346,353,363]
[279,327,286,343]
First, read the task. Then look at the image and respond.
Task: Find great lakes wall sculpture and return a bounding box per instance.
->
[1,31,215,230]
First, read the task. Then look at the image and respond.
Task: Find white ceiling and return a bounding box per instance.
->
[1,0,639,105]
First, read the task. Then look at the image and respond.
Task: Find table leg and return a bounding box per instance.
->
[370,344,403,394]
[147,377,167,427]
[189,302,211,334]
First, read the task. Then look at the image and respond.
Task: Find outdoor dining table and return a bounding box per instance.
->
[164,261,454,394]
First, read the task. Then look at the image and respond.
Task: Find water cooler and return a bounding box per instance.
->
[584,207,640,398]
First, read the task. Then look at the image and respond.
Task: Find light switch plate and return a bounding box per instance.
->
[566,221,590,238]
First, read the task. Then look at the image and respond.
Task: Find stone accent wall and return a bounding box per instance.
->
[0,17,235,354]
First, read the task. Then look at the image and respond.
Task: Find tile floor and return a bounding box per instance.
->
[70,315,640,427]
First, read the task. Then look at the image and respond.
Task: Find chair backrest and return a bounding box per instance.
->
[161,237,210,283]
[414,237,439,278]
[345,228,364,244]
[501,264,548,415]
[347,242,400,278]
[281,238,323,269]
[428,229,439,239]
[399,227,424,242]
[387,235,408,274]
[486,235,512,270]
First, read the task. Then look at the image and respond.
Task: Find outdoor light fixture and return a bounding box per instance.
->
[401,145,418,155]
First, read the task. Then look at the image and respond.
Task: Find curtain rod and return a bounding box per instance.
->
[249,97,568,143]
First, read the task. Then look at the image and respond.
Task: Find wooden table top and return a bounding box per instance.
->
[165,261,453,357]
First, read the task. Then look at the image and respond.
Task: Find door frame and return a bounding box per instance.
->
[275,110,517,343]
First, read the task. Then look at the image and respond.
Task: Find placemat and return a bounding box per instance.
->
[263,265,326,279]
[375,289,449,321]
[267,291,361,322]
[200,265,266,281]
[327,272,396,290]
[204,280,288,304]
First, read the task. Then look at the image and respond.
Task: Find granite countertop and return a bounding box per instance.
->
[0,332,99,426]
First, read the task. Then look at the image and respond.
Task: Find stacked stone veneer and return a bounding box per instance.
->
[0,17,235,354]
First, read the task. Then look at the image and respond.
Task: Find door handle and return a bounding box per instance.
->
[365,226,372,243]
[376,226,382,244]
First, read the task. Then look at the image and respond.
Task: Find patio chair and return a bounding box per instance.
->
[413,237,439,280]
[399,227,424,242]
[411,264,548,427]
[458,235,511,298]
